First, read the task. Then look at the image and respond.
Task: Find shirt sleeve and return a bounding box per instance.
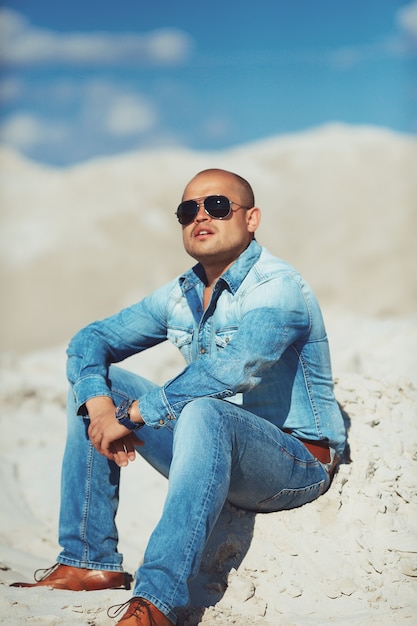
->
[66,281,174,413]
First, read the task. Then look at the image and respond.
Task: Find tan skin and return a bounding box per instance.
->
[87,170,261,467]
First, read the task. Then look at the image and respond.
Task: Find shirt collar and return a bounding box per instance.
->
[179,239,262,295]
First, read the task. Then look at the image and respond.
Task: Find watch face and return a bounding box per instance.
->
[116,400,139,431]
[116,399,131,419]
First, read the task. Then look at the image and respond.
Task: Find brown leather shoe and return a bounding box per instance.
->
[108,597,174,625]
[10,563,131,591]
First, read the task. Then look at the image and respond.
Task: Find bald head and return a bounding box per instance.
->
[183,169,255,209]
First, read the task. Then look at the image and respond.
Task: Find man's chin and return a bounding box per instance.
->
[184,243,217,262]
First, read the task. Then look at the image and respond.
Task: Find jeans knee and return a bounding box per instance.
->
[173,399,232,465]
[178,398,225,432]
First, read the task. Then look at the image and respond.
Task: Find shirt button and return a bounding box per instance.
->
[200,348,206,354]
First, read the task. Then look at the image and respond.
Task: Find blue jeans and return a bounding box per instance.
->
[58,366,331,624]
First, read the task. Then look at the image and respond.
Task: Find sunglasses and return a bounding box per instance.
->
[176,195,250,225]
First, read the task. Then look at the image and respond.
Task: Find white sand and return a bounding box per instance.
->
[1,124,416,624]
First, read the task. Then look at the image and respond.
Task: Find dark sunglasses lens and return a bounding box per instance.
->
[176,195,231,224]
[204,196,230,218]
[176,200,198,225]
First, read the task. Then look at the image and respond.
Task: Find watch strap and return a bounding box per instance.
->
[115,399,144,432]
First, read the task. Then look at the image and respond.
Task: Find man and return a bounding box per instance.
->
[12,169,346,625]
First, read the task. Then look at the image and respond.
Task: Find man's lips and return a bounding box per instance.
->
[193,227,215,238]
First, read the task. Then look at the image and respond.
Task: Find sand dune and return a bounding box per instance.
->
[1,123,416,353]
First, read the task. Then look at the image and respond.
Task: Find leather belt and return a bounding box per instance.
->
[282,428,332,465]
[299,439,331,464]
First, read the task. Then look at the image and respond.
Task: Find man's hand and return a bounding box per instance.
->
[86,396,144,467]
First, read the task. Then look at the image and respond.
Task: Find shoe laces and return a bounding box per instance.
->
[34,563,59,582]
[107,597,155,622]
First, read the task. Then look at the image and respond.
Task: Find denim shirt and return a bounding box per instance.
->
[67,239,346,456]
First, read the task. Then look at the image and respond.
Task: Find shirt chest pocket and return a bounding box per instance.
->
[167,327,194,363]
[214,327,238,350]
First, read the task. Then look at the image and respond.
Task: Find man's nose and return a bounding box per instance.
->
[195,202,208,221]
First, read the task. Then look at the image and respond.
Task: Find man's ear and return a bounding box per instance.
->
[246,207,261,233]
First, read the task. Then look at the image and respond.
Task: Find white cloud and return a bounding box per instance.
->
[0,113,68,149]
[0,79,160,154]
[397,1,417,41]
[78,79,158,137]
[0,8,193,66]
[144,29,191,64]
[105,94,157,136]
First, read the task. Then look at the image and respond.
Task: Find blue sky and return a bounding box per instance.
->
[0,0,416,166]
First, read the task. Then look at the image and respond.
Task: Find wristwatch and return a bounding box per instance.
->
[115,399,144,431]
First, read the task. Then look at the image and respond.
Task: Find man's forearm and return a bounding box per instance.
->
[86,396,144,427]
[86,396,116,420]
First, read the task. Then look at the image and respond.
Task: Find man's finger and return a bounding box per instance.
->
[110,440,130,467]
[121,436,137,462]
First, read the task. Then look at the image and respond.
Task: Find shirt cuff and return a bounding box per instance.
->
[72,375,113,415]
[138,386,178,428]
